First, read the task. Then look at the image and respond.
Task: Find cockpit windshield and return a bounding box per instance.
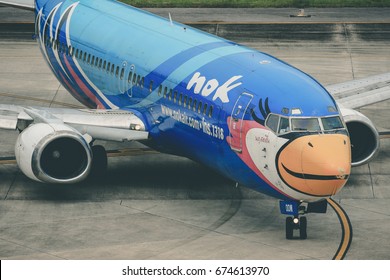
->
[291,118,321,132]
[321,116,344,130]
[265,114,345,135]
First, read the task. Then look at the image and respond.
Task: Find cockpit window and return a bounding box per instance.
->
[264,114,345,135]
[322,116,344,130]
[265,114,279,133]
[291,118,321,132]
[278,117,290,134]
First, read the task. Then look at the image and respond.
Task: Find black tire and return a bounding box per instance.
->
[299,216,307,240]
[90,145,108,178]
[286,217,294,239]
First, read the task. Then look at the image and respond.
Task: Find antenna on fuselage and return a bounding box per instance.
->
[168,12,173,26]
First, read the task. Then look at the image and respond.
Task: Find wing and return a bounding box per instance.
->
[0,105,149,183]
[0,0,34,11]
[0,105,149,142]
[326,72,390,109]
[326,73,390,166]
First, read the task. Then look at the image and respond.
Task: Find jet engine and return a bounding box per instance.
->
[15,123,93,183]
[340,107,380,166]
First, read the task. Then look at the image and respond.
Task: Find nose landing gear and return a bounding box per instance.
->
[286,216,307,240]
[280,199,327,240]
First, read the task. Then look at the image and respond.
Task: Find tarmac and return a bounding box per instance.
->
[0,6,389,260]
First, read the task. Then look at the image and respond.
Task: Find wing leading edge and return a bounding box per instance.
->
[0,105,149,142]
[327,72,390,109]
[0,0,34,11]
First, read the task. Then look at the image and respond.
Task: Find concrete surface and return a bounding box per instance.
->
[2,5,390,23]
[0,6,389,260]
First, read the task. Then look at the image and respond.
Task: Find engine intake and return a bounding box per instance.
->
[340,107,380,166]
[15,123,92,183]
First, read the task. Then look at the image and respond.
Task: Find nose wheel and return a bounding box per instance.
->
[281,199,328,240]
[286,216,307,240]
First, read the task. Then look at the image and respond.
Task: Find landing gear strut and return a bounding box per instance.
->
[90,145,108,177]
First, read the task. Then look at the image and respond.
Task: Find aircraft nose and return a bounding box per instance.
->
[278,134,351,197]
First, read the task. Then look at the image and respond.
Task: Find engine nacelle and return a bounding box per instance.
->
[15,123,93,183]
[340,107,380,166]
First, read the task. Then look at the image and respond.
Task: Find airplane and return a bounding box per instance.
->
[0,0,389,239]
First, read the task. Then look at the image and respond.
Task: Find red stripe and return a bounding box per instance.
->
[63,55,105,109]
[59,71,94,108]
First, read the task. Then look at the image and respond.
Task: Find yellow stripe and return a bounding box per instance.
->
[0,159,16,164]
[107,148,158,158]
[327,198,353,260]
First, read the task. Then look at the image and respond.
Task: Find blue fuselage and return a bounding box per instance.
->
[34,0,351,202]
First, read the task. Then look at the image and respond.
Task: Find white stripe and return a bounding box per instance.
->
[65,2,118,109]
[134,45,249,108]
[54,3,72,81]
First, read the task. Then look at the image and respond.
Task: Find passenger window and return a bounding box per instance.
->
[178,93,183,105]
[140,77,144,89]
[188,97,193,108]
[193,99,197,111]
[149,81,154,93]
[266,114,279,133]
[158,85,162,96]
[169,89,173,100]
[163,87,168,98]
[198,101,203,113]
[128,72,133,83]
[111,64,115,75]
[174,90,178,103]
[132,73,137,85]
[120,68,124,80]
[183,95,188,106]
[208,106,213,118]
[203,104,208,115]
[278,117,290,134]
[91,56,95,66]
[87,54,91,64]
[115,66,119,77]
[107,62,111,72]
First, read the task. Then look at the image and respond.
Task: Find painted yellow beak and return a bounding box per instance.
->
[278,134,351,197]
